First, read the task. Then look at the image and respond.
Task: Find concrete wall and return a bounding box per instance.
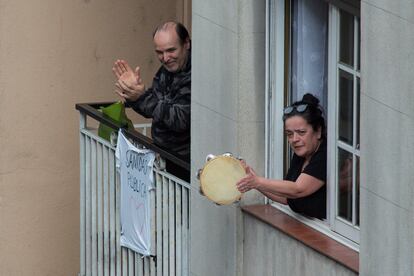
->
[0,1,186,275]
[243,215,357,276]
[191,1,241,275]
[360,1,414,275]
[191,0,265,275]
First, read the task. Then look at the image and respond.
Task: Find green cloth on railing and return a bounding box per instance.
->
[98,101,134,142]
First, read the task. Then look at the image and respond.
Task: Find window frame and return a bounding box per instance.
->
[265,0,286,184]
[327,4,361,243]
[265,0,360,249]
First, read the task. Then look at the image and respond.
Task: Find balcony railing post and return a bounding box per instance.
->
[79,113,86,276]
[80,111,86,129]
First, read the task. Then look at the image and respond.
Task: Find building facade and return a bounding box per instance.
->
[191,0,414,275]
[0,1,189,275]
[1,0,413,275]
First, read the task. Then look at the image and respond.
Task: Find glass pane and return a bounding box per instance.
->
[357,17,361,71]
[338,70,354,144]
[289,0,329,108]
[340,10,354,66]
[356,156,360,226]
[337,148,353,222]
[356,77,360,149]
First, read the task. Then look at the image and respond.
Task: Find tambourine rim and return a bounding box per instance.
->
[199,155,245,205]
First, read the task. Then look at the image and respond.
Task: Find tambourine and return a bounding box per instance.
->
[197,153,246,205]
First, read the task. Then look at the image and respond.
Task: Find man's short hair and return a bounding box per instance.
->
[153,21,190,46]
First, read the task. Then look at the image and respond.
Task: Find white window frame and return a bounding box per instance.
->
[265,0,360,250]
[265,0,286,184]
[327,4,361,243]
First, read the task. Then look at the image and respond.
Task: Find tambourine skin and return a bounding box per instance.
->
[199,156,246,205]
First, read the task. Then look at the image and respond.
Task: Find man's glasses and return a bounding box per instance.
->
[283,104,308,115]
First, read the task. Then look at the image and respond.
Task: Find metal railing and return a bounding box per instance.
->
[76,102,190,276]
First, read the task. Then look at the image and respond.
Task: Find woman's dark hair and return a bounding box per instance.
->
[153,21,191,47]
[283,93,326,139]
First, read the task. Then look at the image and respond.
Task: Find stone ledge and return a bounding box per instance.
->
[241,204,359,274]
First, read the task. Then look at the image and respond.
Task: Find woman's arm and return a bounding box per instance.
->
[236,166,324,199]
[258,190,288,204]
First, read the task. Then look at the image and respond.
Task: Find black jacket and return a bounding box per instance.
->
[128,55,191,160]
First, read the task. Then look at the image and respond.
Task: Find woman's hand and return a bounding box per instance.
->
[236,165,260,193]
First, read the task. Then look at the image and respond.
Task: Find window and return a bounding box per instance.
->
[265,0,360,247]
[327,5,360,243]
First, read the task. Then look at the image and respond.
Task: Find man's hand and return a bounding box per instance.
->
[112,60,145,102]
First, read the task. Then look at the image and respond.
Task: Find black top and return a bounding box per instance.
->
[285,139,327,219]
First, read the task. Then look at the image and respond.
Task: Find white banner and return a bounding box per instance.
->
[115,130,155,256]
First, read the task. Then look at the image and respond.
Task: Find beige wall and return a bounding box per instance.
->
[0,1,189,275]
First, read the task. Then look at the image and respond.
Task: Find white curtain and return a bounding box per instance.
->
[291,0,328,109]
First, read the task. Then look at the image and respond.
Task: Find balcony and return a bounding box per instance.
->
[76,102,190,276]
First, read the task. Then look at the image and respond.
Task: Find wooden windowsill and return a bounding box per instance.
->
[241,204,359,274]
